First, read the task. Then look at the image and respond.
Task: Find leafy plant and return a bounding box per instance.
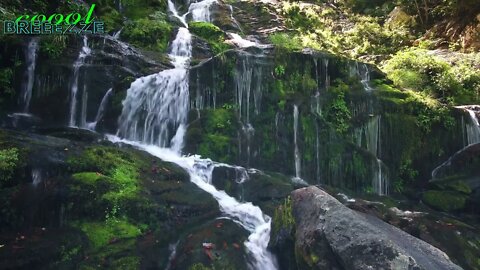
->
[0,147,19,186]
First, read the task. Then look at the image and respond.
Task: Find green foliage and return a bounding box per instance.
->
[269,33,303,52]
[0,68,14,97]
[188,21,231,55]
[393,179,405,193]
[272,196,295,236]
[0,148,19,186]
[122,18,173,52]
[40,35,68,59]
[323,80,352,134]
[274,2,410,59]
[384,48,480,104]
[274,65,286,76]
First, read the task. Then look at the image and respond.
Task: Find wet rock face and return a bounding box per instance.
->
[291,186,462,270]
[15,35,169,130]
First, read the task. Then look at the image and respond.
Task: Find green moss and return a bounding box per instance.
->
[188,21,231,55]
[189,263,212,270]
[189,22,223,41]
[76,220,142,249]
[422,190,467,212]
[310,253,320,264]
[433,179,472,195]
[72,172,107,185]
[110,256,140,269]
[122,18,173,52]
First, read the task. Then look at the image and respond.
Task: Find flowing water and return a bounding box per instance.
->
[456,105,480,146]
[86,88,113,130]
[432,105,480,179]
[293,105,302,182]
[20,38,39,113]
[115,1,278,268]
[69,36,91,127]
[354,116,389,195]
[117,28,191,150]
[188,0,217,22]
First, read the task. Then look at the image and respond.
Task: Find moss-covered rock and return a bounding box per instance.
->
[0,129,219,269]
[422,190,468,212]
[122,18,173,52]
[188,22,232,55]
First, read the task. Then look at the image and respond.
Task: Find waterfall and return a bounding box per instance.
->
[358,63,372,91]
[431,106,480,180]
[315,122,321,183]
[115,1,277,268]
[168,0,187,27]
[228,4,243,31]
[80,84,88,128]
[32,168,42,187]
[188,0,217,22]
[354,116,389,195]
[235,55,253,123]
[112,28,123,39]
[69,36,91,127]
[117,28,191,149]
[373,159,388,195]
[234,53,267,164]
[293,105,301,180]
[20,38,39,113]
[323,58,330,89]
[456,105,480,146]
[87,88,113,130]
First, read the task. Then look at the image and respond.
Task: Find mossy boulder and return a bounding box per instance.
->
[422,190,468,212]
[0,129,219,269]
[188,22,231,55]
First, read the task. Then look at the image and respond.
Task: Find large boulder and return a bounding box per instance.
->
[291,186,462,270]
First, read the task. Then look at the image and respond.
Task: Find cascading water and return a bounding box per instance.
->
[323,58,330,89]
[356,62,372,91]
[228,5,243,31]
[293,105,303,182]
[32,168,42,187]
[354,116,389,195]
[112,28,123,39]
[114,1,278,268]
[456,105,480,146]
[69,36,91,127]
[432,105,480,180]
[20,38,39,113]
[80,85,88,128]
[234,53,267,164]
[188,0,217,22]
[86,88,113,130]
[117,27,191,150]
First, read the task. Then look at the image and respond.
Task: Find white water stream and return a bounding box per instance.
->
[20,38,39,113]
[114,1,278,268]
[69,36,91,127]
